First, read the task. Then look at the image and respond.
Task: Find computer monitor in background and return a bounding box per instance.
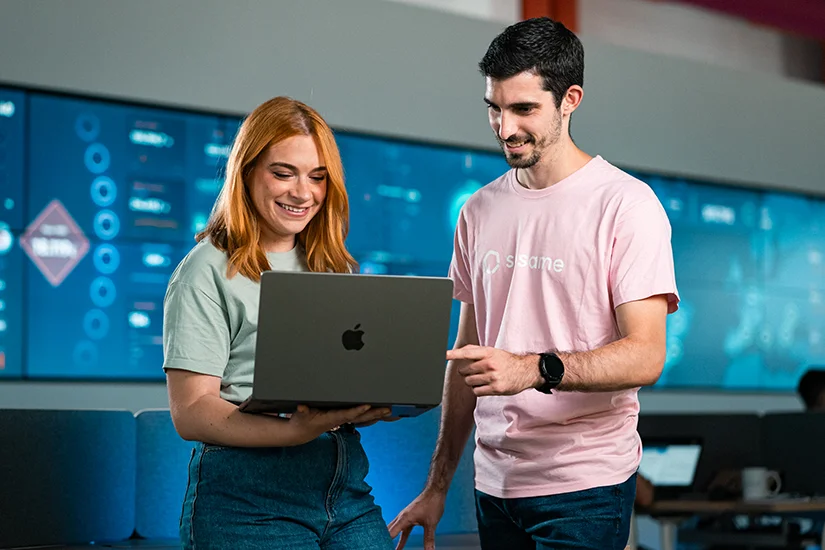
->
[639,438,703,499]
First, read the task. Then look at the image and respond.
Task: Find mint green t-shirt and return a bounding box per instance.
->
[162,240,306,403]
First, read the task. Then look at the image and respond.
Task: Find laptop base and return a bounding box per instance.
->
[238,396,437,418]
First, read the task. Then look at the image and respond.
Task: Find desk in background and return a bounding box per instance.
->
[637,499,825,550]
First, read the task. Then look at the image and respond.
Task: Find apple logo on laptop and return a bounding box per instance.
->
[342,324,365,351]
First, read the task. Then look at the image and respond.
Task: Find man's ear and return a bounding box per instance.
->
[563,85,584,115]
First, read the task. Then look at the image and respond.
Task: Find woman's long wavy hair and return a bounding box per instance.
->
[197,96,357,280]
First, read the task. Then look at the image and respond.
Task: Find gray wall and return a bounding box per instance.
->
[0,0,818,413]
[2,0,824,194]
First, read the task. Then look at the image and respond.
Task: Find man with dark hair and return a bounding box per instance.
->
[797,369,825,411]
[389,17,680,550]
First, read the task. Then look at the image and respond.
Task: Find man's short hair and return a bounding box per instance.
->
[797,369,825,410]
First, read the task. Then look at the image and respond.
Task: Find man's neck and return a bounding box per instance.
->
[516,141,593,190]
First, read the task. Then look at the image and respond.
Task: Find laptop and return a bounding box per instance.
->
[238,270,454,417]
[638,437,704,500]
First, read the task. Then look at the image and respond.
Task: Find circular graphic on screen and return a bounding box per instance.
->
[449,180,482,232]
[83,309,109,340]
[73,340,98,369]
[90,176,117,207]
[0,222,13,255]
[4,198,14,211]
[84,143,111,175]
[93,210,120,240]
[75,113,101,142]
[93,244,120,274]
[90,276,117,308]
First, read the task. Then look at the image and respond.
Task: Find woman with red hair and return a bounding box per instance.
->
[163,96,394,549]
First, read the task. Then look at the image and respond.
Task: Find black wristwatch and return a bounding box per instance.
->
[536,352,565,394]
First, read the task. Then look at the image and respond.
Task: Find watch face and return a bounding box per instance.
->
[541,353,564,383]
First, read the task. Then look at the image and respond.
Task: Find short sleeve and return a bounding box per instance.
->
[448,207,474,303]
[610,199,680,313]
[162,281,231,377]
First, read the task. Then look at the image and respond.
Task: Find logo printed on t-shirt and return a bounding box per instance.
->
[482,249,565,275]
[482,250,501,274]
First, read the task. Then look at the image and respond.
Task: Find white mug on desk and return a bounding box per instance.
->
[742,467,782,500]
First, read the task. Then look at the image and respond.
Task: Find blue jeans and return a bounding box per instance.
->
[475,473,636,550]
[180,425,393,549]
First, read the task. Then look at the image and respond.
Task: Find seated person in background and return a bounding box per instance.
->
[163,96,395,550]
[797,368,825,412]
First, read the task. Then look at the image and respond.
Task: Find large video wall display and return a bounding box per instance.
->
[630,172,825,391]
[1,86,241,379]
[0,84,822,391]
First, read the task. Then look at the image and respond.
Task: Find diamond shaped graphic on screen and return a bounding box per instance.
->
[20,200,90,287]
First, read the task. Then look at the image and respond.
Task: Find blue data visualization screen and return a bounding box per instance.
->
[19,92,241,379]
[26,93,237,244]
[633,172,825,390]
[26,241,187,379]
[3,82,825,391]
[339,133,509,265]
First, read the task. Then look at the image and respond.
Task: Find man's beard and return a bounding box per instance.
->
[498,135,541,169]
[498,116,563,169]
[502,144,540,168]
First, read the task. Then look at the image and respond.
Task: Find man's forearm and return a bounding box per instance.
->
[553,335,665,392]
[425,360,477,494]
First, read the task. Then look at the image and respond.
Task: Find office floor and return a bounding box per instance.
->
[33,533,482,550]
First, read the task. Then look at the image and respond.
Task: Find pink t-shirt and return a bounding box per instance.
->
[449,155,680,499]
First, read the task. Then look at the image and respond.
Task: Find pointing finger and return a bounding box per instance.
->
[446,345,489,362]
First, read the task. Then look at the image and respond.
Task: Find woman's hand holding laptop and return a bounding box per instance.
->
[284,404,393,444]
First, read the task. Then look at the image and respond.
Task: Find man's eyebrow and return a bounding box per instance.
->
[483,98,541,110]
[510,102,541,110]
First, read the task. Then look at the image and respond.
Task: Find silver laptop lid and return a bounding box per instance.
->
[249,270,454,414]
